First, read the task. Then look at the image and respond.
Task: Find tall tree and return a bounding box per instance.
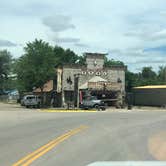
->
[125,67,161,92]
[141,67,157,85]
[104,56,124,67]
[77,54,86,65]
[0,50,12,92]
[15,39,55,95]
[142,67,156,79]
[53,46,78,65]
[158,66,166,84]
[125,71,140,92]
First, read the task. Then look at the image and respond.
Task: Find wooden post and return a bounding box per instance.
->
[74,74,80,108]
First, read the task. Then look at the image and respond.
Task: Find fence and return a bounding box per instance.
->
[0,95,8,102]
[0,95,18,103]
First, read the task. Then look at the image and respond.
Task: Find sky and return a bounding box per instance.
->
[1,0,166,72]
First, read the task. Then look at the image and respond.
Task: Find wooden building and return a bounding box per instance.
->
[55,53,126,107]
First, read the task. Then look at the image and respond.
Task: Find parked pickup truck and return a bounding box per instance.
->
[21,95,41,108]
[80,96,106,110]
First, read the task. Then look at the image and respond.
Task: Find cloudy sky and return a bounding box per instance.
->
[1,0,166,71]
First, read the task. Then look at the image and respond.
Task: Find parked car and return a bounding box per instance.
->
[80,96,106,110]
[21,95,41,108]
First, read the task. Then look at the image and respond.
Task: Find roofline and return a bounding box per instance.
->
[56,64,126,70]
[84,52,107,59]
[84,52,108,56]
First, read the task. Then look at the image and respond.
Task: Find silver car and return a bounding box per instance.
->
[81,96,105,110]
[21,95,41,108]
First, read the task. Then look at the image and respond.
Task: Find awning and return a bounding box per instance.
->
[88,76,107,82]
[79,82,88,90]
[79,76,107,90]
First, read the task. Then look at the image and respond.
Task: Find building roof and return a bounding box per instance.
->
[85,52,107,56]
[60,64,126,70]
[133,85,166,89]
[85,52,107,59]
[33,80,53,93]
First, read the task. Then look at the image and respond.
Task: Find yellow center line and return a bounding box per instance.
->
[12,125,88,166]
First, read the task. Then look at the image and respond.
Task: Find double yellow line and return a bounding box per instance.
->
[13,125,88,166]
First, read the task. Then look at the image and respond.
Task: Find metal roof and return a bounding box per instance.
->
[133,85,166,89]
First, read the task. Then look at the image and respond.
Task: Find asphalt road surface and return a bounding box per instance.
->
[0,103,166,166]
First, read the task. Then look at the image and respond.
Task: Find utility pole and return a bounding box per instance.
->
[74,74,80,108]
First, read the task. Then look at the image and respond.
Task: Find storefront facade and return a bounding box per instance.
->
[55,53,126,107]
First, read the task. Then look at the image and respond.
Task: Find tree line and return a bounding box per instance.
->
[126,66,166,92]
[0,39,166,94]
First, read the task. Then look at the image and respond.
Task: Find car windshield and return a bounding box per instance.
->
[90,96,97,100]
[26,96,35,99]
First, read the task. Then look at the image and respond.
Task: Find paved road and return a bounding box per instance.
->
[0,103,166,166]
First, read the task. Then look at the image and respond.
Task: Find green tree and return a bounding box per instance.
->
[15,39,56,104]
[125,71,139,92]
[53,46,78,65]
[0,50,12,92]
[75,54,125,66]
[77,54,86,65]
[158,66,166,84]
[140,67,157,85]
[125,67,161,92]
[104,56,124,67]
[142,67,156,79]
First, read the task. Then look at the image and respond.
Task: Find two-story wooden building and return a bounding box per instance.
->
[54,53,126,107]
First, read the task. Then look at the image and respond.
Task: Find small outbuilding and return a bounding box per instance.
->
[133,85,166,106]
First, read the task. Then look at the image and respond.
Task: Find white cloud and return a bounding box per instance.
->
[151,29,166,40]
[74,43,89,48]
[0,39,17,47]
[42,15,75,32]
[53,37,80,43]
[125,28,166,41]
[1,0,166,71]
[42,14,82,45]
[160,11,166,16]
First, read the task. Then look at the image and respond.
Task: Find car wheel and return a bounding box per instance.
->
[94,104,100,111]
